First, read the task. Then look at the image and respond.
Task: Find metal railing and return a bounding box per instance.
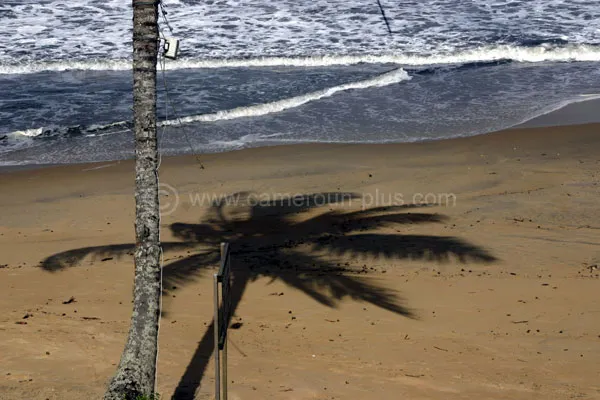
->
[214,242,231,400]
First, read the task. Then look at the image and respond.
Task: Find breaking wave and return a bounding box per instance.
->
[161,67,410,124]
[1,44,599,75]
[3,67,410,142]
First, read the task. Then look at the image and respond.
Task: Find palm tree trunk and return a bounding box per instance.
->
[104,1,161,399]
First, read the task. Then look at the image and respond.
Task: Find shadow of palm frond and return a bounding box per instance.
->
[38,191,497,400]
[241,250,414,317]
[40,242,197,272]
[311,233,496,263]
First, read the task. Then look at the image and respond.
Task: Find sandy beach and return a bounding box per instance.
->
[1,123,599,400]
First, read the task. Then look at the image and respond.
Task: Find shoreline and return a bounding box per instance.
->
[516,97,600,128]
[2,121,599,176]
[3,94,600,172]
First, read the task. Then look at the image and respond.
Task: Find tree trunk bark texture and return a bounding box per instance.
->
[104,1,161,399]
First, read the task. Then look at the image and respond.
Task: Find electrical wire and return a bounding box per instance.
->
[157,34,205,168]
[148,0,392,393]
[154,15,210,388]
[153,8,167,393]
[153,52,165,398]
[158,1,175,36]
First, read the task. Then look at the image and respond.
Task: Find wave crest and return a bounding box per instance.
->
[1,44,599,75]
[161,67,410,125]
[4,67,410,142]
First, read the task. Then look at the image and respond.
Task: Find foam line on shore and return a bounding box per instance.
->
[3,67,410,143]
[511,94,600,129]
[160,68,410,125]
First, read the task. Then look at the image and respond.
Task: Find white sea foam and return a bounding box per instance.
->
[512,93,600,128]
[2,44,599,75]
[0,161,24,166]
[206,132,293,150]
[12,128,44,137]
[160,67,410,125]
[2,0,600,164]
[2,0,599,66]
[0,130,38,155]
[5,67,410,140]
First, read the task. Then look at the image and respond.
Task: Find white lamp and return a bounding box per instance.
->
[164,37,180,59]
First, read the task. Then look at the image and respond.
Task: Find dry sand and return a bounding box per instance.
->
[1,124,599,400]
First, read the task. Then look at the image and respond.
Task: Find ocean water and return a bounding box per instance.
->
[1,0,600,165]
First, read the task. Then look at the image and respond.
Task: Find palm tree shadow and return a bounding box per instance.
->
[38,191,497,399]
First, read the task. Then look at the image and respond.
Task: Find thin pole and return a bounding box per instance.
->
[223,334,228,400]
[221,242,228,400]
[213,273,220,400]
[376,0,392,34]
